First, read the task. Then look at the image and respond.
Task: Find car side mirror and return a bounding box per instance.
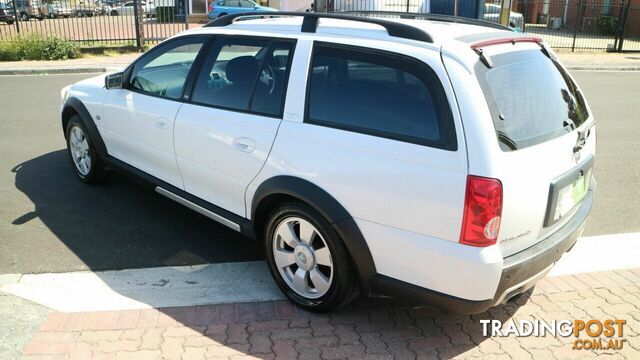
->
[105,72,123,89]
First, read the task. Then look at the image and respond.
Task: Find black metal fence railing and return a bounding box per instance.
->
[0,0,192,48]
[482,0,640,52]
[1,0,639,52]
[322,0,640,52]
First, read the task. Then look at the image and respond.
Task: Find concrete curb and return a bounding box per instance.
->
[563,65,640,71]
[1,64,640,75]
[0,66,124,75]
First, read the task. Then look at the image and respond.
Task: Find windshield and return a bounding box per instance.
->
[477,49,589,151]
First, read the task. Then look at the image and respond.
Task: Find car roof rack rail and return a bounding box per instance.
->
[203,11,434,43]
[339,11,515,32]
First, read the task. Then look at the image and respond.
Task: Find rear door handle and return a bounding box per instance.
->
[155,119,169,130]
[232,137,256,153]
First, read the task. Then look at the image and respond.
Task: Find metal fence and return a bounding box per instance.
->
[322,0,640,51]
[483,0,640,51]
[0,0,193,48]
[2,0,639,51]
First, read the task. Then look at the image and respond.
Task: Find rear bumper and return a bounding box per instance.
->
[371,177,595,314]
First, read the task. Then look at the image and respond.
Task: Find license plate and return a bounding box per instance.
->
[554,169,591,222]
[544,155,594,227]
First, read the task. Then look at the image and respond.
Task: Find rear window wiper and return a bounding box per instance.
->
[563,119,576,132]
[496,131,518,151]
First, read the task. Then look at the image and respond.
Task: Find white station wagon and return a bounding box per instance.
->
[60,11,596,313]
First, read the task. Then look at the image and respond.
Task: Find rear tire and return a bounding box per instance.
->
[20,12,29,21]
[264,202,358,312]
[65,115,107,184]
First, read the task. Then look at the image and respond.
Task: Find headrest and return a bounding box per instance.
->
[226,56,259,84]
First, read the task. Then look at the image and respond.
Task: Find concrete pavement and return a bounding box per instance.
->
[0,54,139,75]
[20,268,640,359]
[0,293,50,360]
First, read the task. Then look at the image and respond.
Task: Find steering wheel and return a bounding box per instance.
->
[259,64,276,95]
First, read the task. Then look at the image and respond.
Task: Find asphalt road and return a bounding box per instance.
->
[0,71,638,275]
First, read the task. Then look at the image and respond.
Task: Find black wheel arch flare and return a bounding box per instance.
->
[62,97,108,159]
[251,175,377,293]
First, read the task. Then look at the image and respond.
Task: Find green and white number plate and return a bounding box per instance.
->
[554,169,591,221]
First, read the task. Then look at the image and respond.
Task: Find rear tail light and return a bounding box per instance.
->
[209,2,214,11]
[460,175,503,247]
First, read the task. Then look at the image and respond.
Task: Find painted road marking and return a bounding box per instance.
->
[0,261,285,312]
[1,233,638,312]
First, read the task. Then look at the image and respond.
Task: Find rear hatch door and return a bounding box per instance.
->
[473,42,596,257]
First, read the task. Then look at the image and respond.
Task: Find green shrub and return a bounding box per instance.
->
[0,33,81,61]
[596,15,619,36]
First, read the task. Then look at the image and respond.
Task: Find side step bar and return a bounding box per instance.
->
[155,187,241,232]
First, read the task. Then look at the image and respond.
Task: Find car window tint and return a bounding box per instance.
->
[479,49,589,150]
[191,37,294,116]
[129,38,204,100]
[307,44,452,148]
[239,0,253,7]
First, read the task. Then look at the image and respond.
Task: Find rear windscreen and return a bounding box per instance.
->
[477,49,589,151]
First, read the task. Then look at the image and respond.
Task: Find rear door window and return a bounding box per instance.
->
[305,43,456,150]
[477,49,589,151]
[190,36,294,117]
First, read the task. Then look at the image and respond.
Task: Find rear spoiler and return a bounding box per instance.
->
[470,36,552,69]
[470,36,543,50]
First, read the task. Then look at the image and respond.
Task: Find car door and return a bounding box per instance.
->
[101,36,208,189]
[174,36,296,217]
[214,0,228,14]
[238,0,254,11]
[225,0,241,13]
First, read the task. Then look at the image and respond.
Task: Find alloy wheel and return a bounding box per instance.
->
[69,125,92,176]
[272,217,334,299]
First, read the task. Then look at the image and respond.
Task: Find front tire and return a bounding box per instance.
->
[65,116,107,184]
[264,202,358,312]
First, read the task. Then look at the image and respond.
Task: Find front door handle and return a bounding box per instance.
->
[232,137,256,153]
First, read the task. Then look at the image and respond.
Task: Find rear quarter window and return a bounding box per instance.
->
[305,43,456,151]
[476,49,589,151]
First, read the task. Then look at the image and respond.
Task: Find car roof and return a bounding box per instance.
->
[188,16,516,48]
[182,15,529,69]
